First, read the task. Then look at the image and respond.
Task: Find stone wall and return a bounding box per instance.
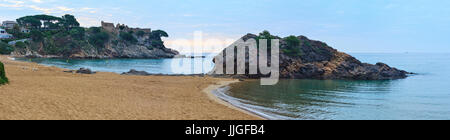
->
[101,21,116,33]
[101,21,151,34]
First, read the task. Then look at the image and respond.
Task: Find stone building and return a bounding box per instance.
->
[101,21,151,34]
[2,21,18,29]
[101,21,116,33]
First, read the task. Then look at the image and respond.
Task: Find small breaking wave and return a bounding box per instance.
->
[211,86,295,120]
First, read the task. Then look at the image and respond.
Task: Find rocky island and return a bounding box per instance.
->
[1,14,178,59]
[211,31,411,80]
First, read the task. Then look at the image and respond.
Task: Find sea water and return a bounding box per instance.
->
[16,54,216,75]
[219,53,450,120]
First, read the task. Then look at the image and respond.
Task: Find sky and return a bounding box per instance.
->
[1,0,450,53]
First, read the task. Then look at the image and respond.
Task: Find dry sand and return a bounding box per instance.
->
[0,55,261,120]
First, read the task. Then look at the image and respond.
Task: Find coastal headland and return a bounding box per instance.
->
[0,55,260,120]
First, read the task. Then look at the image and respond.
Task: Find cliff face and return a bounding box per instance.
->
[11,28,179,59]
[211,33,411,80]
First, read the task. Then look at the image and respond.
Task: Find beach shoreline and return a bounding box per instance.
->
[0,55,261,120]
[203,80,266,120]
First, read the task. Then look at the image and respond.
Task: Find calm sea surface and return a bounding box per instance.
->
[17,54,216,75]
[18,53,450,120]
[220,53,450,120]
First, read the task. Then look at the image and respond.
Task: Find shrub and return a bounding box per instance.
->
[255,30,277,49]
[30,30,44,41]
[118,25,125,30]
[150,30,169,39]
[88,29,110,48]
[88,27,101,34]
[69,27,85,40]
[120,31,137,43]
[283,35,302,56]
[0,42,14,54]
[0,61,8,85]
[1,39,14,44]
[136,30,146,37]
[15,41,27,49]
[151,40,164,48]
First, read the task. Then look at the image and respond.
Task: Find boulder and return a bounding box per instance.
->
[76,68,96,74]
[122,69,151,76]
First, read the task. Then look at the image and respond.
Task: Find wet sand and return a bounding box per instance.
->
[0,55,261,120]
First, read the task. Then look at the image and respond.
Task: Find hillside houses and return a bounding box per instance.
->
[1,20,30,35]
[0,28,13,39]
[2,21,18,29]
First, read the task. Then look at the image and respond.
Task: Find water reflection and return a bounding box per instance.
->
[227,79,395,120]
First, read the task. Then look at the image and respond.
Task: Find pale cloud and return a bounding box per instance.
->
[30,0,42,3]
[56,6,73,12]
[0,0,97,14]
[28,5,52,13]
[0,0,25,8]
[77,16,100,27]
[165,32,239,53]
[79,7,96,13]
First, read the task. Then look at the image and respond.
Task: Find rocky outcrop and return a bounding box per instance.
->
[211,33,411,80]
[65,42,179,59]
[10,28,179,59]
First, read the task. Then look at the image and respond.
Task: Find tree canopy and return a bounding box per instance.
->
[62,14,80,28]
[16,14,80,30]
[120,31,137,43]
[283,35,302,56]
[258,30,276,39]
[0,42,14,55]
[151,30,169,39]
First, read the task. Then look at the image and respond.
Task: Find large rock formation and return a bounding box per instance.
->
[10,22,178,59]
[211,32,411,80]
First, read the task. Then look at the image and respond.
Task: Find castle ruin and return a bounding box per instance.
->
[101,21,151,34]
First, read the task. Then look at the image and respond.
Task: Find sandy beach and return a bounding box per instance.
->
[0,55,261,120]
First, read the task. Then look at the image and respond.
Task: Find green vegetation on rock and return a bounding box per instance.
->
[0,42,14,55]
[14,41,27,49]
[120,31,137,43]
[149,30,169,48]
[30,30,44,41]
[88,27,110,49]
[6,14,178,58]
[284,35,303,56]
[253,31,303,57]
[0,61,8,85]
[17,14,80,30]
[136,30,146,37]
[69,27,86,40]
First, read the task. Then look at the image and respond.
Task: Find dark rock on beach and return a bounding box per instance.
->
[76,68,96,74]
[210,32,411,80]
[121,69,151,76]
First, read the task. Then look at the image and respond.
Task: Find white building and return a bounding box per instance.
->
[0,28,13,39]
[2,21,18,29]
